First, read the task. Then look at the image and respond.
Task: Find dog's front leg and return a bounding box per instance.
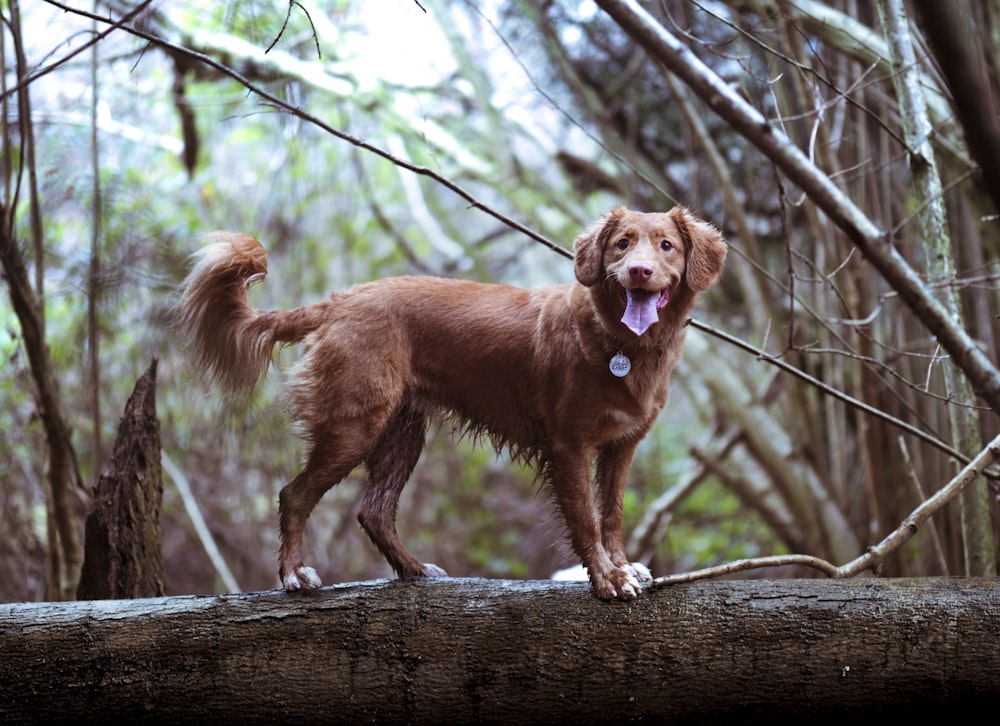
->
[550,448,643,600]
[596,442,652,587]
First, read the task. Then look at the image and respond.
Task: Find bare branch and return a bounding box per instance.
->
[687,319,988,470]
[265,1,321,60]
[651,554,840,585]
[1,0,156,103]
[652,432,1000,586]
[595,0,1000,413]
[841,432,1000,577]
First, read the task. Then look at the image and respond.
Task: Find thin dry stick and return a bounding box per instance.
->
[841,432,1000,577]
[688,318,986,471]
[161,450,241,594]
[651,432,1000,587]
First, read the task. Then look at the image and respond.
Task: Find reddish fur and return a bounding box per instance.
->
[178,207,726,599]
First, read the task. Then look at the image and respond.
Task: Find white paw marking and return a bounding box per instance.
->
[283,566,322,592]
[421,563,448,578]
[619,571,641,600]
[626,562,652,583]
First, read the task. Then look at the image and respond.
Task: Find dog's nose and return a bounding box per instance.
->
[628,264,653,283]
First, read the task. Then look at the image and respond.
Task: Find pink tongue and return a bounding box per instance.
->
[622,289,660,336]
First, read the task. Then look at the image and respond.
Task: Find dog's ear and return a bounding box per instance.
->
[672,207,727,292]
[574,207,626,287]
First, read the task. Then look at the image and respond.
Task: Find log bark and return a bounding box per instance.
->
[2,578,999,723]
[76,360,165,600]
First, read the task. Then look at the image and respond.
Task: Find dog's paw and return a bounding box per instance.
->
[625,561,652,583]
[420,563,448,578]
[282,565,322,592]
[590,565,644,601]
[398,562,448,580]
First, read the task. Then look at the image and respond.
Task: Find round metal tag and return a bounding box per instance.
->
[609,353,631,377]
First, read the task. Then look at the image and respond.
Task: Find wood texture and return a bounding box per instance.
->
[2,577,999,722]
[76,360,165,600]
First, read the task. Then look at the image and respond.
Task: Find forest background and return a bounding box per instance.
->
[1,0,998,603]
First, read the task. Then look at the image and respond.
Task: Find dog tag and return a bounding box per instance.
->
[609,353,631,377]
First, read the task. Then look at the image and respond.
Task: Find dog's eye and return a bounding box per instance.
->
[661,240,674,252]
[616,238,630,251]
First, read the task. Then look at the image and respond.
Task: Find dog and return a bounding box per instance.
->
[178,206,726,599]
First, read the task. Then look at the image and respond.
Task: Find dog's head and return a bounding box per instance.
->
[573,206,726,336]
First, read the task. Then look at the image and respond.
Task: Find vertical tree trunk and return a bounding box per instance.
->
[0,221,84,602]
[878,0,996,576]
[2,0,85,601]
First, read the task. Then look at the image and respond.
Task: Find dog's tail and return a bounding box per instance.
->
[177,232,325,396]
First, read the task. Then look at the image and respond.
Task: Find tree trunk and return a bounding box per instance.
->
[76,360,165,600]
[0,213,84,602]
[878,0,996,578]
[2,578,998,723]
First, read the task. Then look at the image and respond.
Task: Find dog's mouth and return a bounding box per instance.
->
[617,285,671,336]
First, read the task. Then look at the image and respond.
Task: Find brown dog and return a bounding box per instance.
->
[178,206,725,599]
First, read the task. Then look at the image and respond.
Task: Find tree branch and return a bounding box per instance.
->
[39,1,570,260]
[651,431,1000,585]
[688,319,991,472]
[594,0,1000,413]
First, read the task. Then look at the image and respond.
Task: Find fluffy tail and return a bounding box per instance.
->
[177,232,322,396]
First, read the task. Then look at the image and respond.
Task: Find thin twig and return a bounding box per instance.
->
[839,432,1000,577]
[264,1,294,55]
[652,432,1000,587]
[265,1,321,60]
[651,554,840,586]
[687,318,986,471]
[2,0,156,102]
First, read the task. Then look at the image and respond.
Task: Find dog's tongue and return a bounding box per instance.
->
[622,289,660,336]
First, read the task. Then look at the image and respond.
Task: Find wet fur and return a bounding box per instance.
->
[178,206,726,599]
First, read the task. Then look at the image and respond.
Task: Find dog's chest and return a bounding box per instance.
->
[597,406,648,441]
[593,362,670,442]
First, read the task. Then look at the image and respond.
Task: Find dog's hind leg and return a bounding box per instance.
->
[278,420,377,591]
[359,402,442,580]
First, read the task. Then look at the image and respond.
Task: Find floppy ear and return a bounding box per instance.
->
[574,206,626,287]
[672,207,727,292]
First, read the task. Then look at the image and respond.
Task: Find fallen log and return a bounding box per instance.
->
[1,577,998,723]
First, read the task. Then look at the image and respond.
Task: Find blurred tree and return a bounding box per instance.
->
[1,0,85,601]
